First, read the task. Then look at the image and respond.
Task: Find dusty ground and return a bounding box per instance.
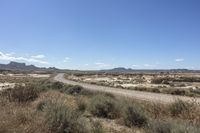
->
[55,73,200,104]
[0,83,15,91]
[0,73,50,91]
[66,73,200,89]
[65,72,200,97]
[3,73,51,78]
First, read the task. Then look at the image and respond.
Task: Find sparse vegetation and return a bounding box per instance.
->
[1,84,39,103]
[148,120,200,133]
[122,104,148,128]
[1,73,200,133]
[44,98,88,133]
[76,96,87,112]
[168,99,194,117]
[65,73,200,97]
[89,94,120,119]
[67,85,83,95]
[92,121,105,133]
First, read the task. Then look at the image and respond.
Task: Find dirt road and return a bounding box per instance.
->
[54,73,200,104]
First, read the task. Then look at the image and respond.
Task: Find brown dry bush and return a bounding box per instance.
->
[1,84,39,103]
[122,103,148,128]
[89,94,120,119]
[42,96,89,133]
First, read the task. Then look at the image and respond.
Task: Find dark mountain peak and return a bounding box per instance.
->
[112,67,129,71]
[9,61,26,66]
[101,67,133,73]
[100,67,199,73]
[0,61,61,72]
[0,62,39,71]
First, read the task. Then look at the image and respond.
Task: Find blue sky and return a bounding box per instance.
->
[0,0,200,70]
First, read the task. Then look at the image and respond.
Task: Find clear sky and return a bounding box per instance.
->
[0,0,200,70]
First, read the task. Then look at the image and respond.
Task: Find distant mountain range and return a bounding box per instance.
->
[0,61,59,71]
[0,62,199,73]
[100,67,200,73]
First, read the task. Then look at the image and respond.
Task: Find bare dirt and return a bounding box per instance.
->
[54,73,200,104]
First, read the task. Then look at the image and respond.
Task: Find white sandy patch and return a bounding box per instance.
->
[28,74,50,78]
[0,83,15,91]
[121,84,139,88]
[94,77,111,81]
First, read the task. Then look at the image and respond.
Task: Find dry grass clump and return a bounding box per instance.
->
[1,84,39,103]
[122,103,148,128]
[168,100,193,117]
[35,90,77,111]
[67,85,83,95]
[76,96,88,112]
[147,120,200,133]
[0,100,47,133]
[89,94,121,119]
[92,121,105,133]
[43,98,89,133]
[167,99,200,125]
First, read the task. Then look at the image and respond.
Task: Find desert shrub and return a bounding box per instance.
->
[168,100,193,117]
[162,80,170,85]
[122,104,148,128]
[50,82,76,94]
[148,120,172,133]
[80,89,96,96]
[36,100,48,111]
[15,108,34,125]
[2,84,39,103]
[92,121,104,133]
[44,99,88,133]
[151,88,161,93]
[134,87,148,91]
[178,77,200,82]
[98,92,115,98]
[172,123,200,133]
[89,94,120,119]
[148,120,200,133]
[37,80,53,92]
[52,81,64,90]
[190,88,200,96]
[76,97,87,112]
[170,89,186,96]
[145,102,168,119]
[151,77,172,84]
[151,78,165,84]
[67,85,83,95]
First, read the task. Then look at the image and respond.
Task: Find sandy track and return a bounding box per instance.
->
[54,73,200,104]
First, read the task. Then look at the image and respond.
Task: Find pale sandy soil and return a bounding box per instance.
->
[0,83,15,91]
[55,74,200,104]
[1,74,50,78]
[28,74,50,78]
[66,73,200,91]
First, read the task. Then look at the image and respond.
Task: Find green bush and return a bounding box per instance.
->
[122,104,148,128]
[89,94,120,119]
